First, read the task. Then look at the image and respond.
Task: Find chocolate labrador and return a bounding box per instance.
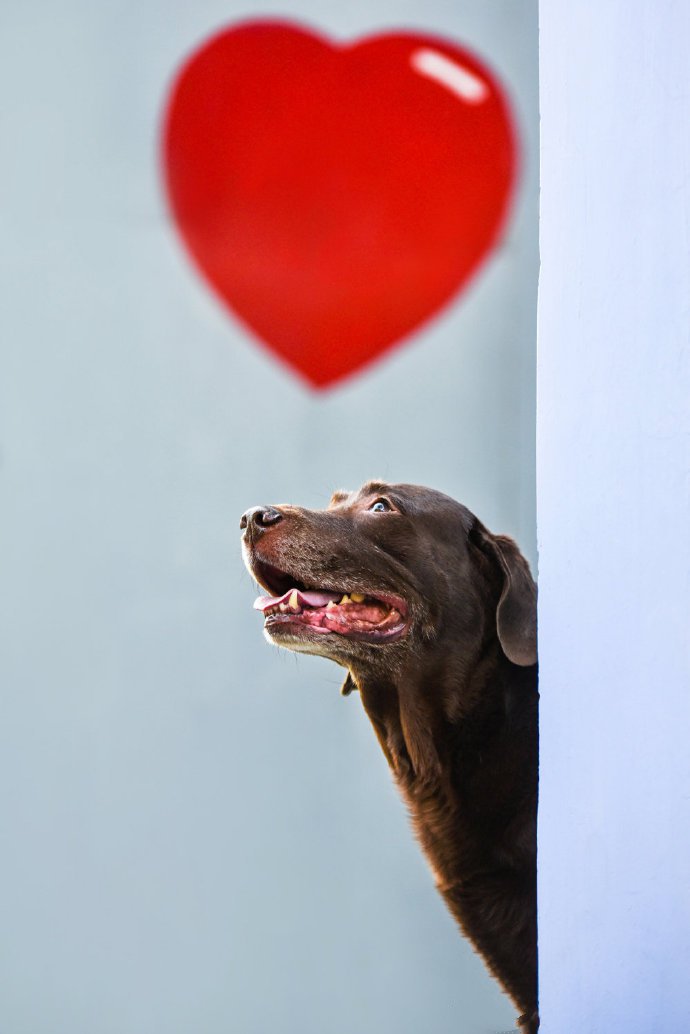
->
[241,481,538,1033]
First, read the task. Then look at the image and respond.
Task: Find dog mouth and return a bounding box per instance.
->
[250,560,409,643]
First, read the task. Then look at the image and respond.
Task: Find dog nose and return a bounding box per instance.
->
[240,505,283,533]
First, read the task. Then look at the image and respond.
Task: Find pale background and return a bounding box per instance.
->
[0,2,537,1032]
[538,2,690,1031]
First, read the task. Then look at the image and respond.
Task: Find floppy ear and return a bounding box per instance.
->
[472,524,537,667]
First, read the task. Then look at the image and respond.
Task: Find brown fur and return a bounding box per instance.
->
[241,482,539,1033]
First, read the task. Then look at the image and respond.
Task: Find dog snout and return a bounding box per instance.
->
[240,505,284,537]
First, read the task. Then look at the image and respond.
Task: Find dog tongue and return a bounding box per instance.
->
[253,588,341,612]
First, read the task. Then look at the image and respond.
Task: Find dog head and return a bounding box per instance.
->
[241,481,536,684]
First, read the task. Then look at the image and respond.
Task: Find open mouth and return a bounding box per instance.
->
[250,560,408,642]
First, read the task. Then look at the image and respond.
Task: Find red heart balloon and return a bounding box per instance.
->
[162,21,517,388]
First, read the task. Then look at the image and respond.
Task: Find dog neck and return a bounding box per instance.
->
[349,639,538,876]
[350,635,507,784]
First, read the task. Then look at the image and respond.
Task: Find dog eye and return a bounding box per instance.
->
[369,498,392,513]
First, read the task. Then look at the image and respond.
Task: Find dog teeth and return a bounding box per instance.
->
[350,592,365,603]
[339,594,351,605]
[288,590,300,611]
[326,601,336,609]
[279,603,288,612]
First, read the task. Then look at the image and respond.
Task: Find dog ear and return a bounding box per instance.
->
[472,524,537,667]
[340,672,358,696]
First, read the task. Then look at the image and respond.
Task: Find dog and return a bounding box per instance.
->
[241,481,539,1033]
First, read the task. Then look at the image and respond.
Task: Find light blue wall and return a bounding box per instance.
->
[0,3,537,1032]
[538,3,690,1030]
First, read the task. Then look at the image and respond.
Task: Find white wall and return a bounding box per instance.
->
[538,3,690,1031]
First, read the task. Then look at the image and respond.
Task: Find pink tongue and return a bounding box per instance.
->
[253,588,341,612]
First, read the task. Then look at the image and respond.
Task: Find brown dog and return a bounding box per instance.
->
[241,481,538,1033]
